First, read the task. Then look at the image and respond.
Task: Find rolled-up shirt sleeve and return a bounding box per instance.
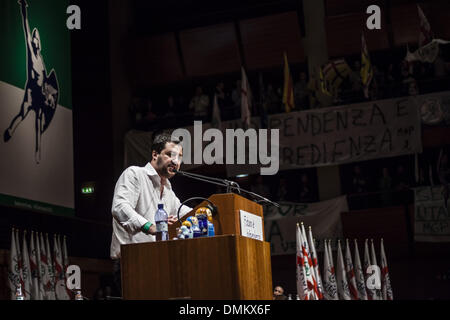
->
[112,168,148,234]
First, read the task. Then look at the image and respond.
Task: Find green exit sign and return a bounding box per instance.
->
[81,187,94,194]
[81,182,96,195]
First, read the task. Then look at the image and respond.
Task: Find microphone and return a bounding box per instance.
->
[174,169,280,208]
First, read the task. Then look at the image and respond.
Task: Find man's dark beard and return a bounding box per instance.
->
[156,157,172,178]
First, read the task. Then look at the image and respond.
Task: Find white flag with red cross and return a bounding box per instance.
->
[29,231,40,300]
[308,227,324,299]
[380,239,394,300]
[417,5,433,46]
[345,239,359,300]
[336,240,351,300]
[323,239,338,300]
[354,239,368,300]
[21,231,32,300]
[296,223,309,300]
[8,228,22,299]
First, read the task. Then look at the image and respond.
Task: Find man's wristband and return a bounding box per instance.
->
[141,222,153,234]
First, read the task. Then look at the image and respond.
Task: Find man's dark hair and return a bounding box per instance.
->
[151,133,180,154]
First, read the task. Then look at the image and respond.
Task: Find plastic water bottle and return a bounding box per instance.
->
[155,204,168,241]
[207,221,215,237]
[75,290,83,300]
[15,283,24,300]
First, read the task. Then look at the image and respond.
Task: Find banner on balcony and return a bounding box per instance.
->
[414,185,450,242]
[125,95,426,177]
[271,97,422,170]
[263,195,348,255]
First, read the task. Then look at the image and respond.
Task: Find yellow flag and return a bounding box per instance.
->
[361,33,373,98]
[282,52,294,113]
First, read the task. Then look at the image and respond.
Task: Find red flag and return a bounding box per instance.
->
[40,233,52,299]
[30,231,40,300]
[21,231,32,300]
[54,235,70,300]
[370,239,383,300]
[417,5,433,46]
[345,239,359,299]
[336,240,352,300]
[35,231,45,299]
[323,239,338,300]
[361,33,373,99]
[8,228,22,299]
[241,66,251,128]
[380,239,394,300]
[300,223,319,299]
[308,227,324,299]
[354,239,368,300]
[45,233,56,300]
[282,52,294,112]
[15,229,25,299]
[296,224,309,300]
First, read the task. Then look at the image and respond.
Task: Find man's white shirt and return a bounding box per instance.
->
[110,163,192,259]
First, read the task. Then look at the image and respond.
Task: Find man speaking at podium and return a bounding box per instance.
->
[110,133,192,295]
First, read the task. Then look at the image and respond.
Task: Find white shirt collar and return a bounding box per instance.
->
[144,162,172,189]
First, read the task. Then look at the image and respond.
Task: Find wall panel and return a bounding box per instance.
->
[131,33,184,86]
[179,23,241,77]
[240,12,305,70]
[326,13,389,57]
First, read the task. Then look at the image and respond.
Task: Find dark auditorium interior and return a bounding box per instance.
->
[1,0,450,300]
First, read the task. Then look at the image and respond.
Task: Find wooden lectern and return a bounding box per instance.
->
[120,193,273,300]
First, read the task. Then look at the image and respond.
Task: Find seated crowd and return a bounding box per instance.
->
[129,46,450,131]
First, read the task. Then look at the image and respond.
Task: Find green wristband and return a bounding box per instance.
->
[142,222,153,234]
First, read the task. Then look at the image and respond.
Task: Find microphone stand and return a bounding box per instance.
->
[174,169,280,208]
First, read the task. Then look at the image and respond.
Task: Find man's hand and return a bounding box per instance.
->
[148,224,156,235]
[167,215,178,225]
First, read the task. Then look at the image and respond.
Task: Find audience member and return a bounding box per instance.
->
[350,61,363,96]
[298,173,314,203]
[189,86,210,121]
[378,167,393,207]
[130,97,157,130]
[351,165,367,194]
[393,164,411,191]
[307,71,321,109]
[434,50,448,78]
[393,164,412,205]
[276,176,289,202]
[294,71,309,110]
[231,79,241,109]
[215,81,231,120]
[166,96,177,116]
[400,61,419,96]
[273,286,287,300]
[437,149,450,208]
[384,63,397,97]
[129,97,144,126]
[266,83,281,114]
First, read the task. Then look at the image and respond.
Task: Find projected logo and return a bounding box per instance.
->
[3,0,59,164]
